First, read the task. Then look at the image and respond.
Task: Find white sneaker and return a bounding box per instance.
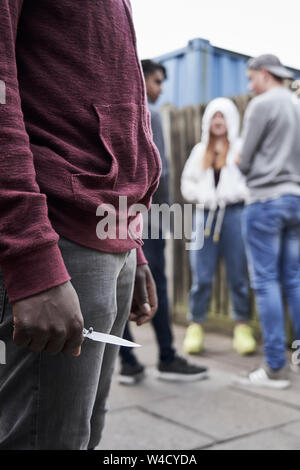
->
[236,366,291,390]
[290,363,300,375]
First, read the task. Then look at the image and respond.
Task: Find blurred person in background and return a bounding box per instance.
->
[238,55,300,390]
[181,98,255,356]
[119,60,208,384]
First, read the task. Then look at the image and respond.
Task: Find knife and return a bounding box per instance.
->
[83,327,141,348]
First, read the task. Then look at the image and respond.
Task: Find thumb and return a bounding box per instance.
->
[72,346,81,357]
[140,302,151,314]
[136,275,151,313]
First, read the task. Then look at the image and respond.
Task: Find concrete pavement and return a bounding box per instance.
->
[97,323,300,450]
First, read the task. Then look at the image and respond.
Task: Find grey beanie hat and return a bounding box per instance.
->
[248,54,294,80]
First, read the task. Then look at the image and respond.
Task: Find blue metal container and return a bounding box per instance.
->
[155,38,300,108]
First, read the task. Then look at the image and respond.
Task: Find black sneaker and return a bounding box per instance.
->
[119,362,146,385]
[157,355,208,382]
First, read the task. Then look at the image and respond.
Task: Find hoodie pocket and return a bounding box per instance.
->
[72,103,161,213]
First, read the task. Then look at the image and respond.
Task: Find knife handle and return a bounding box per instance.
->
[83,327,94,337]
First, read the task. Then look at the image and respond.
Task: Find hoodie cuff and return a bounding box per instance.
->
[136,246,148,265]
[1,243,71,303]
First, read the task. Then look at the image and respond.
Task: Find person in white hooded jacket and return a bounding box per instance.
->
[181,97,256,355]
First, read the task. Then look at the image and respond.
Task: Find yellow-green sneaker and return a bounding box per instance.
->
[183,323,204,355]
[233,324,257,355]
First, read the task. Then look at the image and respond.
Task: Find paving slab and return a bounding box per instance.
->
[140,387,300,441]
[107,375,179,411]
[100,323,300,450]
[234,376,300,411]
[98,407,214,450]
[281,421,300,438]
[208,427,300,450]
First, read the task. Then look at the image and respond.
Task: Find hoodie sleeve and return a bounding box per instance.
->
[0,0,70,303]
[240,100,269,175]
[181,144,205,203]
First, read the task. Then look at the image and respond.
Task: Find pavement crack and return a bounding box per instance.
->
[229,385,300,412]
[136,405,216,442]
[194,418,300,450]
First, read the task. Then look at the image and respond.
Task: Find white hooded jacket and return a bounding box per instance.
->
[181,98,249,241]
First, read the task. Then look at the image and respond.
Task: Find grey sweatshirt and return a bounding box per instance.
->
[240,86,300,202]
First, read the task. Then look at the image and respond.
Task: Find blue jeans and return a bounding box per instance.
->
[120,232,176,365]
[243,195,300,370]
[189,204,251,324]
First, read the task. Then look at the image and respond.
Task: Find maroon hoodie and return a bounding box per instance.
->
[0,0,161,303]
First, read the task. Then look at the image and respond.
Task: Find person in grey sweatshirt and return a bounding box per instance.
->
[238,54,300,390]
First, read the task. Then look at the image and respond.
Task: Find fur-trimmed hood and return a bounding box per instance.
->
[201,97,240,146]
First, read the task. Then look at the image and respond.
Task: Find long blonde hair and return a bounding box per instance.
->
[202,135,230,171]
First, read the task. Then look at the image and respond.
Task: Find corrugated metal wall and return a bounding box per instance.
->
[155,38,300,108]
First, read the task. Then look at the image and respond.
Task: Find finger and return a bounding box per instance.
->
[130,303,151,324]
[135,314,151,326]
[136,299,156,325]
[27,334,49,353]
[146,273,158,315]
[44,334,67,355]
[132,306,153,326]
[13,326,33,348]
[140,302,151,314]
[129,298,139,316]
[148,286,157,315]
[128,312,139,322]
[135,272,150,310]
[72,346,81,357]
[62,331,84,356]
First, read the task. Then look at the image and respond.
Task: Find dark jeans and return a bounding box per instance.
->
[0,236,136,449]
[119,234,176,365]
[243,195,300,370]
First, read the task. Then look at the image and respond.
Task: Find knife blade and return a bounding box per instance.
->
[83,327,141,348]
